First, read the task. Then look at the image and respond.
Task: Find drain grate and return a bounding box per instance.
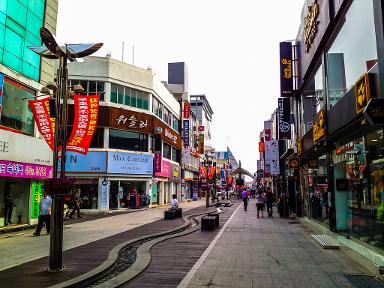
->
[226,227,244,232]
[311,234,340,249]
[288,221,301,224]
[344,274,384,288]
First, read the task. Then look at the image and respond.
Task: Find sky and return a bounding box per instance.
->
[56,0,304,174]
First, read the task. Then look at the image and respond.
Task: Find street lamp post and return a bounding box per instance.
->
[30,27,102,271]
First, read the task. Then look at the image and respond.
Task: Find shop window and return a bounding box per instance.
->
[109,180,147,209]
[74,180,98,209]
[326,0,377,107]
[163,143,171,159]
[109,129,148,152]
[1,78,34,135]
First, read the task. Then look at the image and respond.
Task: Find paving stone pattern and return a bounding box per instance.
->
[124,203,239,288]
[185,199,382,288]
[0,202,206,288]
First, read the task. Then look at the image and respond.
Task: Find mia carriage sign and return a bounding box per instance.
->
[29,27,102,271]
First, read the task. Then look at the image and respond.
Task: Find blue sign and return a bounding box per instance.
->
[64,152,107,173]
[101,181,108,209]
[183,120,190,148]
[107,152,153,175]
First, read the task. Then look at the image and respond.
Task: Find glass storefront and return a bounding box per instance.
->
[302,155,330,226]
[0,177,30,227]
[74,179,99,210]
[333,129,384,251]
[109,180,147,209]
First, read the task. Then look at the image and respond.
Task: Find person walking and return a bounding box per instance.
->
[33,190,52,236]
[4,190,14,225]
[256,191,266,218]
[242,188,249,211]
[265,187,275,218]
[69,188,82,219]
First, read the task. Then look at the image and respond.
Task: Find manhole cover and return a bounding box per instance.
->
[344,274,384,288]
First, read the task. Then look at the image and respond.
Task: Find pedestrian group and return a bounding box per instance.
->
[241,186,275,218]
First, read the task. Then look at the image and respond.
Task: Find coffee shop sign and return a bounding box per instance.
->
[116,115,148,129]
[165,128,177,144]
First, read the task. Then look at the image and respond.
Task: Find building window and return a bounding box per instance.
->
[171,146,177,162]
[110,83,149,110]
[163,143,171,159]
[0,77,34,135]
[69,80,105,101]
[109,129,148,152]
[0,0,45,81]
[173,117,179,132]
[326,0,377,107]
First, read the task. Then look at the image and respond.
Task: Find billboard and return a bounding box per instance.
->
[279,41,294,97]
[277,98,291,139]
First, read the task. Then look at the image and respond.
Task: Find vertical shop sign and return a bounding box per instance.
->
[355,73,371,114]
[259,142,265,153]
[198,134,205,154]
[154,153,162,173]
[183,119,190,148]
[277,98,291,139]
[280,41,293,97]
[31,181,44,219]
[264,121,272,141]
[0,73,4,119]
[269,140,280,176]
[66,95,100,154]
[29,97,55,150]
[183,101,190,119]
[100,180,108,209]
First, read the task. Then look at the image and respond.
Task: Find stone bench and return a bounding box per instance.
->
[201,216,216,231]
[207,212,220,227]
[164,208,182,220]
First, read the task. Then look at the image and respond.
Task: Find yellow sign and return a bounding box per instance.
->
[297,139,302,156]
[313,110,326,142]
[355,73,371,114]
[303,0,320,53]
[308,159,318,169]
[289,158,300,169]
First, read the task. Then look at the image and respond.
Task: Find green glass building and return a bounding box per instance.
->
[0,0,45,81]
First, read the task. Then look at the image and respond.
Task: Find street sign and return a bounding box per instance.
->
[363,98,384,126]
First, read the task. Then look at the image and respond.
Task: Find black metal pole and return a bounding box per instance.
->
[49,54,67,271]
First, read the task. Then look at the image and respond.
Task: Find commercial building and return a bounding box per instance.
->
[0,0,58,228]
[67,56,182,211]
[281,0,384,259]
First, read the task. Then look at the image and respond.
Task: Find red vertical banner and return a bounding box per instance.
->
[66,95,100,154]
[28,97,55,150]
[183,101,190,119]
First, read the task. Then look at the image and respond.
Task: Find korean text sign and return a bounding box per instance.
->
[280,41,293,97]
[28,97,55,150]
[67,95,100,154]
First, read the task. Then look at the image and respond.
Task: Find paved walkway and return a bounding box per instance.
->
[0,199,205,272]
[179,199,381,288]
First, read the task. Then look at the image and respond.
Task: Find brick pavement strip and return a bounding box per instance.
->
[179,199,383,288]
[0,201,208,287]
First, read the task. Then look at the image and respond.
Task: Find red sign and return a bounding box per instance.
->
[259,142,265,153]
[208,166,216,180]
[66,95,100,154]
[198,126,205,132]
[183,101,190,119]
[29,97,55,150]
[154,153,162,173]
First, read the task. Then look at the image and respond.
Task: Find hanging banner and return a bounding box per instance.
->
[259,142,265,153]
[268,140,280,176]
[280,41,294,97]
[208,165,216,180]
[66,95,100,154]
[278,98,291,139]
[264,120,272,141]
[28,97,55,151]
